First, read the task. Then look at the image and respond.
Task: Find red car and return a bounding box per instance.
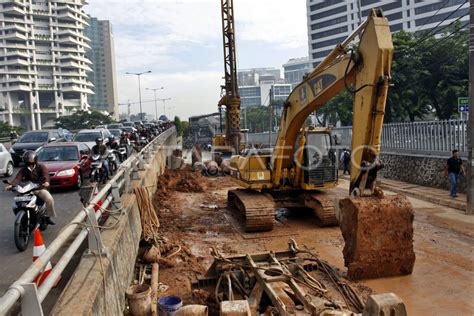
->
[36,142,92,189]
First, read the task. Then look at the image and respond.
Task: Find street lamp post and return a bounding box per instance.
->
[146,87,164,120]
[157,98,172,119]
[126,70,151,121]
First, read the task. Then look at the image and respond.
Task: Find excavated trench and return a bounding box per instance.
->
[131,168,474,315]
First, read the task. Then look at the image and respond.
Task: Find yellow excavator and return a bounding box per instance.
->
[228,9,415,279]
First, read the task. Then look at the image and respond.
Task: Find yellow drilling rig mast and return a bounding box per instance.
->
[214,0,241,155]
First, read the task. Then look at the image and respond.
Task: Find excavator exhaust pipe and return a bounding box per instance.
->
[339,194,415,280]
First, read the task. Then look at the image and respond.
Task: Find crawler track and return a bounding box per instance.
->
[302,192,338,226]
[228,189,275,232]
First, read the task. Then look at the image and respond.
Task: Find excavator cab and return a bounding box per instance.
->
[301,130,338,187]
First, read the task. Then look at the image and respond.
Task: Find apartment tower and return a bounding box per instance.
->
[0,0,93,130]
[85,17,118,119]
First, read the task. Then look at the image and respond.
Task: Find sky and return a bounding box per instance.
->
[86,0,308,120]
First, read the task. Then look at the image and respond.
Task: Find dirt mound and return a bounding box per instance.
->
[154,168,212,210]
[159,168,210,192]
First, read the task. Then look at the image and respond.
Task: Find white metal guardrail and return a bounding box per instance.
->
[332,119,468,156]
[0,126,176,316]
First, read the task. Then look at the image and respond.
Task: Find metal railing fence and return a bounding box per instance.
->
[0,126,176,316]
[332,119,468,156]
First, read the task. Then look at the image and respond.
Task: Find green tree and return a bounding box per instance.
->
[180,120,189,134]
[315,27,468,125]
[316,90,353,126]
[387,31,430,122]
[241,106,273,133]
[416,24,468,120]
[0,121,23,136]
[174,116,184,136]
[55,110,115,131]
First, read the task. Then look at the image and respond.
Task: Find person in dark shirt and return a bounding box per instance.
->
[340,148,351,175]
[5,151,56,225]
[445,149,465,198]
[91,137,110,178]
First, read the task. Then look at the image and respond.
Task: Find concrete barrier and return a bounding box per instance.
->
[380,152,466,194]
[51,131,176,315]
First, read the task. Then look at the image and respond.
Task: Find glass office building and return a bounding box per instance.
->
[307,0,469,66]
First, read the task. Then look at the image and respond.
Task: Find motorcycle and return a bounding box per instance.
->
[117,144,128,162]
[90,154,107,184]
[107,149,118,175]
[130,139,137,153]
[139,136,148,147]
[134,136,148,152]
[3,180,49,251]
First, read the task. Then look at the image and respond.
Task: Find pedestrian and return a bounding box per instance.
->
[340,148,351,175]
[445,149,465,198]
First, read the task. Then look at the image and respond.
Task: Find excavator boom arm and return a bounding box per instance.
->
[272,9,393,197]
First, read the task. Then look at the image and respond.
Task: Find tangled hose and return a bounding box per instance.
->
[134,187,160,244]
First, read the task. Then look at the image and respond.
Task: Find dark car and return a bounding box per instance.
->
[122,122,134,127]
[108,129,123,139]
[73,128,112,149]
[122,127,137,134]
[107,123,124,130]
[9,129,69,166]
[36,142,92,189]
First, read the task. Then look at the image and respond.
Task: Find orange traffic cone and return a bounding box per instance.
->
[33,229,61,287]
[92,185,103,212]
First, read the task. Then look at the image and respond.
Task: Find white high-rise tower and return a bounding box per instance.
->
[0,0,94,130]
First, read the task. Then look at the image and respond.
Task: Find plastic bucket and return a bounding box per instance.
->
[158,295,183,316]
[176,305,208,316]
[126,284,152,316]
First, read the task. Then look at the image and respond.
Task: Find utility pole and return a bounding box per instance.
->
[126,70,151,121]
[147,87,164,121]
[244,107,247,129]
[118,100,131,120]
[269,87,273,147]
[158,98,172,118]
[357,0,362,24]
[467,0,473,214]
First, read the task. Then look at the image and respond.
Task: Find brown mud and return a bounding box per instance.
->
[152,169,474,315]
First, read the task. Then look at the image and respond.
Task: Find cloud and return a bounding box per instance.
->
[85,0,309,119]
[235,0,307,49]
[118,70,223,120]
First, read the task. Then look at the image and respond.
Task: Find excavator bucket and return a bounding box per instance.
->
[339,194,415,280]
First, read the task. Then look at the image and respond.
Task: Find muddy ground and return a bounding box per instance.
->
[151,169,474,315]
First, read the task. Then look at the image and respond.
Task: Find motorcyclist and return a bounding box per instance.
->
[119,131,131,156]
[91,137,110,179]
[140,126,150,140]
[109,136,119,150]
[10,130,18,142]
[119,131,130,146]
[5,151,56,225]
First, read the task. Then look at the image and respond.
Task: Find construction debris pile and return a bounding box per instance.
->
[124,168,408,315]
[193,240,374,315]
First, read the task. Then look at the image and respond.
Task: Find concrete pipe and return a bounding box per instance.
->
[205,161,219,176]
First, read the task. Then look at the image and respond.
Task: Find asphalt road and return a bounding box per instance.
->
[0,167,84,295]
